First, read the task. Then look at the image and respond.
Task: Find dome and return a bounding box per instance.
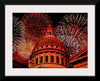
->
[34,36,65,49]
[33,25,66,50]
[29,25,69,68]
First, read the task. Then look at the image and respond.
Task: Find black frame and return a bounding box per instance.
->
[0,0,97,79]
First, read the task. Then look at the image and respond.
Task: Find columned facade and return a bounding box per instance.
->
[28,25,69,68]
[28,45,68,68]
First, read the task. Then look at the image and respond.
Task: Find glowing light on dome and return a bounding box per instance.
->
[54,13,87,56]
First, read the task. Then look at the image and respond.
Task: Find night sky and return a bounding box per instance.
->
[13,13,67,27]
[13,13,87,28]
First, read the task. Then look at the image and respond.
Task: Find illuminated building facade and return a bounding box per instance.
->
[28,25,69,68]
[13,24,88,68]
[13,13,88,68]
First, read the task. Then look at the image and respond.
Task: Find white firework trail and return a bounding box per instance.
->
[13,16,22,42]
[54,13,88,56]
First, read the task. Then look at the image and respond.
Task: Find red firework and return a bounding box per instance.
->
[20,13,52,42]
[13,51,28,66]
[13,13,52,66]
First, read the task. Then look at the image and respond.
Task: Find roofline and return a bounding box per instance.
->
[69,46,88,60]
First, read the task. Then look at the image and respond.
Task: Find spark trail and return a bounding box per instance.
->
[13,16,22,43]
[54,13,87,56]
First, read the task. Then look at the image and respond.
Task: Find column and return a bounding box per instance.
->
[38,54,40,64]
[48,51,51,63]
[54,52,56,63]
[34,56,36,66]
[43,52,45,63]
[28,60,31,68]
[59,54,61,64]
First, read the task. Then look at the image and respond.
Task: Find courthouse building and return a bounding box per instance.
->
[13,25,88,68]
[28,25,69,68]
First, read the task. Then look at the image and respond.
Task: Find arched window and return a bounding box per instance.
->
[36,58,38,64]
[47,31,51,35]
[56,56,59,63]
[45,55,48,62]
[51,55,54,62]
[40,56,43,63]
[61,58,64,65]
[51,45,53,47]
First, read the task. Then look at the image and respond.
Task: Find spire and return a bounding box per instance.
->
[45,24,55,37]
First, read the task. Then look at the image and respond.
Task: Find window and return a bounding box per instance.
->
[45,55,48,62]
[56,56,59,63]
[61,58,64,65]
[51,55,54,62]
[40,56,43,63]
[47,31,51,34]
[46,45,48,47]
[41,46,43,48]
[36,58,38,64]
[61,53,64,55]
[51,45,53,47]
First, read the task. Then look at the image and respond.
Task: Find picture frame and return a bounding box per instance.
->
[0,0,97,79]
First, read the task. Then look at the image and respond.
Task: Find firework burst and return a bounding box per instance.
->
[13,37,35,60]
[13,16,22,42]
[21,13,52,41]
[58,13,87,34]
[54,13,88,56]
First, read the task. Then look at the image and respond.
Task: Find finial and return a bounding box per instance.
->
[48,24,52,28]
[44,24,55,37]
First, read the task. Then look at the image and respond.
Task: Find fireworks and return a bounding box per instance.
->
[54,13,87,56]
[21,13,52,41]
[13,51,28,66]
[13,16,22,42]
[13,13,52,60]
[13,37,35,60]
[13,13,88,66]
[58,13,87,34]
